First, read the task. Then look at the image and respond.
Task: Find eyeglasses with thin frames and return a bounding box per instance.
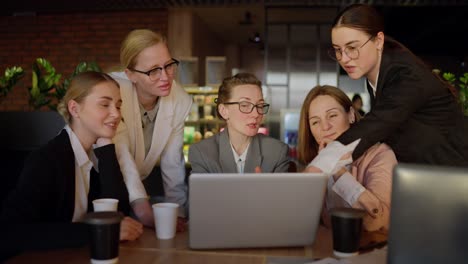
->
[223,101,270,115]
[128,58,179,81]
[328,36,374,61]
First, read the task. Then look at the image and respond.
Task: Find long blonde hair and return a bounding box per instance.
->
[120,29,166,69]
[297,85,360,165]
[57,71,119,124]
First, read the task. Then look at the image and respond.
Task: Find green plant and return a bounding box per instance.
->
[442,72,468,116]
[53,61,101,107]
[0,66,25,100]
[29,58,101,110]
[29,58,62,110]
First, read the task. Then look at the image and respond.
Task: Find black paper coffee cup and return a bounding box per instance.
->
[84,211,122,263]
[330,208,365,258]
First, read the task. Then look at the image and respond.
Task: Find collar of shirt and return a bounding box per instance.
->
[367,71,380,97]
[64,125,95,222]
[230,141,251,173]
[139,99,160,123]
[64,125,95,169]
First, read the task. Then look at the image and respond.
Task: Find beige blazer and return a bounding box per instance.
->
[111,73,192,216]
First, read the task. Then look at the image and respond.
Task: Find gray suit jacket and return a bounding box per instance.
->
[188,129,290,173]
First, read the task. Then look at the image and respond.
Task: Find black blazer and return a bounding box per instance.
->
[338,38,468,166]
[0,130,130,257]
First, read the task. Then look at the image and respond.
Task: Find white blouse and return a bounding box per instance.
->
[65,125,98,222]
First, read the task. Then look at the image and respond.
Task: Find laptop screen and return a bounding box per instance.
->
[388,163,468,264]
[188,172,327,249]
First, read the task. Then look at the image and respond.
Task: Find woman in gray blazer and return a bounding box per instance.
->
[189,73,290,174]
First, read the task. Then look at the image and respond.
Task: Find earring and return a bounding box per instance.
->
[350,120,355,124]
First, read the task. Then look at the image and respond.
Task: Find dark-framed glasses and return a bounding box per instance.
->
[128,58,179,81]
[224,101,270,115]
[328,36,373,61]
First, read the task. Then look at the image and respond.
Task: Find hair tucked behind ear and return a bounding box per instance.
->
[57,71,120,124]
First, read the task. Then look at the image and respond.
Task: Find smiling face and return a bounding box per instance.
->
[70,81,122,145]
[308,95,354,145]
[219,84,265,138]
[125,43,174,102]
[331,26,383,84]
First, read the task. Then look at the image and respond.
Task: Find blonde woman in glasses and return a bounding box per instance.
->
[188,73,290,174]
[306,4,468,177]
[110,29,192,230]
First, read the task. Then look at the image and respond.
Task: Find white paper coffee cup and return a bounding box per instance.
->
[93,198,119,212]
[152,203,179,240]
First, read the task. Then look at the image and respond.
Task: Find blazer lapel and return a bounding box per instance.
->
[366,81,375,108]
[244,135,262,173]
[373,52,388,106]
[54,130,77,221]
[142,95,174,176]
[218,129,238,173]
[122,84,146,169]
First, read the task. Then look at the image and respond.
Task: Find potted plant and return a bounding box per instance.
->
[29,58,101,110]
[0,66,24,101]
[442,72,468,116]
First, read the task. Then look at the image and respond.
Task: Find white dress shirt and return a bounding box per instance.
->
[230,142,251,174]
[65,125,98,222]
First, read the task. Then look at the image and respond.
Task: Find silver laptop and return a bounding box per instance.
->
[189,172,328,249]
[388,163,468,264]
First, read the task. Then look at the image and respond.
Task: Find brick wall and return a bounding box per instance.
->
[0,9,168,111]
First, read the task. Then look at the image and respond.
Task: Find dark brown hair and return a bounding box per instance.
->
[333,4,457,100]
[215,73,262,120]
[332,3,384,37]
[297,85,360,165]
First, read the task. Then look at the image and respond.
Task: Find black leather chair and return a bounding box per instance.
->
[0,111,65,210]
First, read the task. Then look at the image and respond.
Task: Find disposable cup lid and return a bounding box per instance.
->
[83,211,123,225]
[330,207,366,219]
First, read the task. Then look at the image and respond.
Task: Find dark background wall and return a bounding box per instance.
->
[0,9,168,111]
[377,6,468,74]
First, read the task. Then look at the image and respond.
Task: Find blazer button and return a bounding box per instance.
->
[372,208,379,214]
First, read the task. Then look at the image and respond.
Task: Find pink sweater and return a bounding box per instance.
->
[322,143,397,232]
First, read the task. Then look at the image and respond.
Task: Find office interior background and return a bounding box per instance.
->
[0,0,467,142]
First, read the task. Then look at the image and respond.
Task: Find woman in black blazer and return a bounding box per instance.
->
[0,72,143,259]
[307,4,468,174]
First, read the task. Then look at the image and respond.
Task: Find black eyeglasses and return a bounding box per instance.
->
[328,36,373,61]
[224,101,270,115]
[128,58,179,81]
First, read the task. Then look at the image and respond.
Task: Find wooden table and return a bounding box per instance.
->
[6,225,387,264]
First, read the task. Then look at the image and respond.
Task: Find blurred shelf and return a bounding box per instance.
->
[185,119,225,125]
[184,87,218,94]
